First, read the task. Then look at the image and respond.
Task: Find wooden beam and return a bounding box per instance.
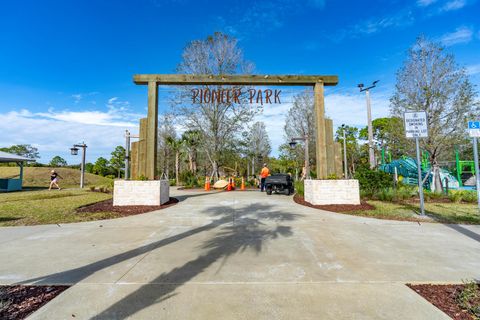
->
[325,119,335,176]
[314,82,327,179]
[146,82,158,180]
[138,118,147,178]
[130,141,139,179]
[334,142,343,178]
[134,74,338,86]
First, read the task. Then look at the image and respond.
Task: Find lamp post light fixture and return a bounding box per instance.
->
[70,142,87,188]
[289,134,310,179]
[358,80,379,169]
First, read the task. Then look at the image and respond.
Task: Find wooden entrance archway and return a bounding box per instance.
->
[131,74,340,180]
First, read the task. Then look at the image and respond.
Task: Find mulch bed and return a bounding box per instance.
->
[407,284,479,320]
[76,197,179,215]
[0,285,69,320]
[293,194,375,212]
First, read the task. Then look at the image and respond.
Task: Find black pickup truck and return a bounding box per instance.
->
[265,174,294,195]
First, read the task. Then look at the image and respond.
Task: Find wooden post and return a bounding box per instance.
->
[138,118,148,178]
[325,118,335,176]
[130,141,139,179]
[146,82,158,180]
[314,82,327,179]
[334,142,343,178]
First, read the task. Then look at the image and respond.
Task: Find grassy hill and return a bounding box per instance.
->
[0,166,113,188]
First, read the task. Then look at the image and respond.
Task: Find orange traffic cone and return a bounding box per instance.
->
[241,177,246,191]
[204,177,210,191]
[227,177,232,191]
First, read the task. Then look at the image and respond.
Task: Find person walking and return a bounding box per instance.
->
[260,163,270,192]
[49,170,62,190]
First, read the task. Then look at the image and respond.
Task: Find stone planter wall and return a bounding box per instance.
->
[304,179,360,205]
[113,180,170,206]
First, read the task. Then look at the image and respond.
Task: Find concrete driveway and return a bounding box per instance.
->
[1,188,479,319]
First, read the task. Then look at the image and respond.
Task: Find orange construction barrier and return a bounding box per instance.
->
[241,177,245,191]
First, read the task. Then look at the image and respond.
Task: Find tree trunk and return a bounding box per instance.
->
[175,151,180,186]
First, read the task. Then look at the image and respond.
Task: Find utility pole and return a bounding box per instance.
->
[358,81,379,169]
[341,124,348,179]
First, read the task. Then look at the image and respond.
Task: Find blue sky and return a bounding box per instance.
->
[1,0,479,163]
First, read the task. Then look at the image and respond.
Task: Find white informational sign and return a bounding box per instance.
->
[468,121,480,138]
[404,111,428,138]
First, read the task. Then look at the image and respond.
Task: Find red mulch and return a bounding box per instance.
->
[407,284,479,320]
[0,285,69,320]
[76,197,178,215]
[293,194,375,212]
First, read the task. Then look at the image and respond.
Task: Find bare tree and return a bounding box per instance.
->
[173,32,258,180]
[157,113,177,179]
[245,121,272,175]
[283,90,317,168]
[391,36,479,191]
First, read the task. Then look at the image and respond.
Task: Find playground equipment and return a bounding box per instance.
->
[379,156,460,190]
[455,149,476,187]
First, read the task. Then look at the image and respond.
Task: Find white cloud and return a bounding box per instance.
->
[441,0,467,11]
[0,101,142,163]
[466,64,480,75]
[253,89,392,156]
[440,26,473,46]
[325,91,391,130]
[417,0,437,6]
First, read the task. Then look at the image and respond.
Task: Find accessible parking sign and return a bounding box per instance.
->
[468,120,480,137]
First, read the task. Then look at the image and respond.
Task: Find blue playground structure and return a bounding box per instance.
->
[379,156,460,190]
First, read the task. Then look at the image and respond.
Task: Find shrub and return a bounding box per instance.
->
[456,280,480,318]
[295,180,304,197]
[105,174,116,180]
[354,167,393,196]
[137,175,147,181]
[169,179,176,186]
[449,190,478,203]
[99,186,105,193]
[89,186,96,192]
[179,171,200,188]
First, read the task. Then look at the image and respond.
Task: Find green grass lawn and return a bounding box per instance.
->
[0,189,116,226]
[0,166,113,188]
[346,201,480,224]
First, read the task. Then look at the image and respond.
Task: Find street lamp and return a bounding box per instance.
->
[341,124,348,179]
[70,142,87,188]
[358,80,379,169]
[289,134,310,179]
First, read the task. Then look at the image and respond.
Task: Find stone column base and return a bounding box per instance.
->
[113,180,170,206]
[304,179,360,205]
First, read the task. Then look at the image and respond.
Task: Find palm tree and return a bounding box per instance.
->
[181,130,201,174]
[166,136,183,186]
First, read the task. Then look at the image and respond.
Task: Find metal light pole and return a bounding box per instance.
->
[289,134,310,179]
[473,137,480,211]
[70,142,87,188]
[341,124,348,179]
[358,81,379,169]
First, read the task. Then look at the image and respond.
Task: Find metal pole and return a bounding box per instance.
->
[125,130,130,180]
[473,137,480,211]
[342,127,348,179]
[415,138,425,216]
[80,144,86,189]
[305,135,310,179]
[365,89,375,168]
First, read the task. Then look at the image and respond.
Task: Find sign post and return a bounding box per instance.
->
[404,111,428,216]
[468,121,480,211]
